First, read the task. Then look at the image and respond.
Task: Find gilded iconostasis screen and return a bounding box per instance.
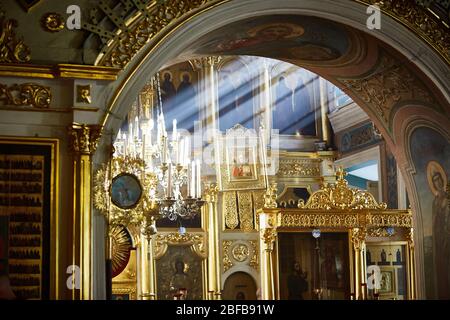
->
[0,138,57,300]
[278,232,350,300]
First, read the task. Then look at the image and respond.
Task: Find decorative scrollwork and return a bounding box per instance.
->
[278,159,321,177]
[356,0,450,66]
[0,83,51,108]
[232,243,249,262]
[101,0,211,67]
[222,240,233,272]
[249,240,259,271]
[298,168,387,210]
[264,183,278,209]
[93,156,159,234]
[0,11,31,63]
[41,12,65,32]
[367,226,396,238]
[154,232,207,259]
[237,191,253,232]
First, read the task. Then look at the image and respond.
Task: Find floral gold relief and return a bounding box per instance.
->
[0,83,51,108]
[0,11,31,63]
[237,191,253,232]
[223,191,238,230]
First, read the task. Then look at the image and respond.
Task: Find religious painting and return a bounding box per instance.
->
[409,127,450,299]
[217,125,266,192]
[365,243,407,300]
[158,62,200,133]
[379,269,395,296]
[278,232,350,300]
[0,137,58,300]
[155,245,204,300]
[271,65,318,136]
[110,173,142,210]
[218,59,255,131]
[190,15,352,65]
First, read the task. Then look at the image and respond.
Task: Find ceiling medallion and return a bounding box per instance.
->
[41,13,65,32]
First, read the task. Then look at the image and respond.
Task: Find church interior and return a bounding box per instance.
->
[0,0,449,301]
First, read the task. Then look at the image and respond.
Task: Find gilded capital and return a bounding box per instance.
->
[191,56,222,70]
[68,123,102,155]
[204,183,219,203]
[351,227,367,251]
[263,183,278,209]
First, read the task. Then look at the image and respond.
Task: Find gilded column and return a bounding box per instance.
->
[407,227,416,300]
[351,227,367,300]
[68,123,102,300]
[259,184,279,300]
[319,78,332,146]
[205,184,221,300]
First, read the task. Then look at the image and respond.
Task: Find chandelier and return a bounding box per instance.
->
[112,75,204,223]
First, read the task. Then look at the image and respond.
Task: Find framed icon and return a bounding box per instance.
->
[110,173,143,209]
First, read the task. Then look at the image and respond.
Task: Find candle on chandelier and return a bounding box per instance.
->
[172,119,177,141]
[162,136,168,163]
[167,163,173,198]
[196,159,201,198]
[148,119,154,145]
[179,137,184,166]
[190,160,196,198]
[134,116,139,139]
[184,137,190,165]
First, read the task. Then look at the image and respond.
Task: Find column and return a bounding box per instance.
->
[319,78,332,146]
[138,234,157,300]
[68,123,102,300]
[258,208,279,300]
[205,184,221,300]
[191,57,222,143]
[407,227,416,300]
[351,227,367,300]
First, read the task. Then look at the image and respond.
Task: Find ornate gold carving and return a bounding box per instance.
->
[110,225,133,277]
[298,168,387,210]
[278,159,321,177]
[41,13,65,32]
[231,243,249,262]
[281,212,359,228]
[351,227,367,251]
[355,0,450,66]
[222,240,233,272]
[94,156,159,230]
[154,233,207,260]
[205,183,219,203]
[223,191,238,230]
[0,11,31,63]
[339,52,435,127]
[101,0,212,67]
[0,83,51,108]
[191,56,223,69]
[252,190,265,230]
[264,183,278,209]
[237,191,253,232]
[77,85,92,104]
[261,228,277,246]
[249,240,259,271]
[68,123,102,154]
[368,213,413,227]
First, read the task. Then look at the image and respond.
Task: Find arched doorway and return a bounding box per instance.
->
[223,272,257,300]
[92,0,450,299]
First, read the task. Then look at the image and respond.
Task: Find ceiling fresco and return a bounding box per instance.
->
[190,15,360,65]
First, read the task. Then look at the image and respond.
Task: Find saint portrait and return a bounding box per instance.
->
[169,258,192,300]
[426,160,450,298]
[110,173,142,209]
[228,148,256,181]
[175,72,199,133]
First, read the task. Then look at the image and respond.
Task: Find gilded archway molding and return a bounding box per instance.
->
[93,0,450,69]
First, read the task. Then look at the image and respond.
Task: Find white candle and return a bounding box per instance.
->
[167,163,172,198]
[134,116,139,139]
[196,159,201,198]
[179,138,184,166]
[172,119,177,141]
[184,137,190,164]
[148,119,154,145]
[190,160,196,197]
[162,136,167,163]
